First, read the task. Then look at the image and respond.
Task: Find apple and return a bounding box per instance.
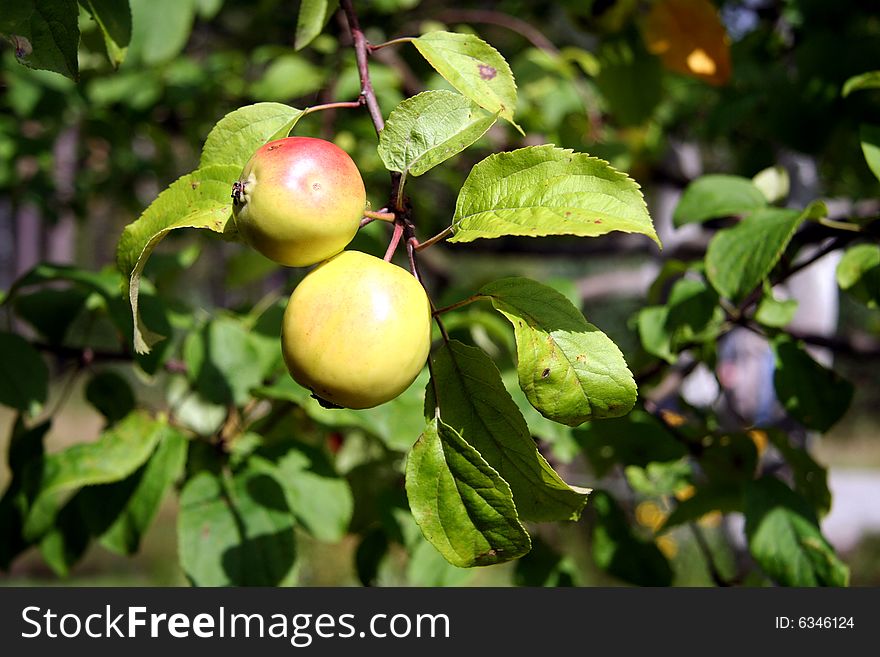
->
[232,137,366,267]
[281,251,432,409]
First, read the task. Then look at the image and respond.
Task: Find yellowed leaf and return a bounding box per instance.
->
[643,0,731,86]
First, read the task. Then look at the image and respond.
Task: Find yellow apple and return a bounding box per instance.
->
[281,251,432,409]
[232,137,366,267]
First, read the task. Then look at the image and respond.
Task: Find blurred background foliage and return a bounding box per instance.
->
[1,0,880,586]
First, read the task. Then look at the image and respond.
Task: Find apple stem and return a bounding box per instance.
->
[406,237,421,283]
[384,222,404,261]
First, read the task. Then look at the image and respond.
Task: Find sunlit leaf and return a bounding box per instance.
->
[378,90,497,178]
[426,340,590,522]
[412,31,522,133]
[451,145,659,245]
[200,102,304,170]
[478,277,637,425]
[673,174,766,227]
[406,417,530,567]
[116,165,239,353]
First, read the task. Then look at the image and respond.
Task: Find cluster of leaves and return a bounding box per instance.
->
[2,0,879,587]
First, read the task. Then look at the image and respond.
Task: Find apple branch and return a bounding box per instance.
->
[340,0,385,135]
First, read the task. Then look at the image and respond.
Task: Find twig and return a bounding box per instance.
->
[339,0,385,135]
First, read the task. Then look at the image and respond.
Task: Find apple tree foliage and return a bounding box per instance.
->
[1,0,879,586]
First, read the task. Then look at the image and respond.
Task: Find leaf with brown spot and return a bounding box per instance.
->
[412,31,522,133]
[478,277,637,426]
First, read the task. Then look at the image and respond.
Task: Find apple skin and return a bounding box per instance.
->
[232,137,366,267]
[281,251,432,409]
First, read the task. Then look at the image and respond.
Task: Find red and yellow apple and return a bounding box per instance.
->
[232,137,366,267]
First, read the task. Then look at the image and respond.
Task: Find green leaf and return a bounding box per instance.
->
[766,430,830,516]
[12,287,88,345]
[591,490,673,586]
[860,124,880,183]
[255,442,353,543]
[755,290,798,328]
[0,0,79,79]
[514,536,578,586]
[82,0,132,67]
[842,70,880,97]
[254,369,429,453]
[772,337,853,433]
[405,417,530,568]
[249,55,326,103]
[85,370,136,425]
[450,145,659,245]
[22,412,171,542]
[412,31,522,133]
[407,536,474,585]
[127,0,195,66]
[637,276,723,363]
[478,277,636,425]
[200,102,305,170]
[752,165,790,203]
[184,317,274,406]
[426,340,589,522]
[378,90,498,178]
[662,484,743,530]
[295,0,337,51]
[744,477,848,586]
[836,243,880,308]
[95,429,188,555]
[673,174,767,227]
[39,497,91,576]
[0,419,49,569]
[574,409,688,478]
[116,165,239,353]
[705,207,806,303]
[178,467,296,586]
[0,332,48,415]
[594,33,663,127]
[625,460,692,497]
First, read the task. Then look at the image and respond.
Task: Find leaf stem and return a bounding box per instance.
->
[433,295,481,316]
[414,226,453,251]
[817,217,863,232]
[367,36,415,52]
[302,99,364,115]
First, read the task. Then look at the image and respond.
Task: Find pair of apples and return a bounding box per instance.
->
[233,137,431,409]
